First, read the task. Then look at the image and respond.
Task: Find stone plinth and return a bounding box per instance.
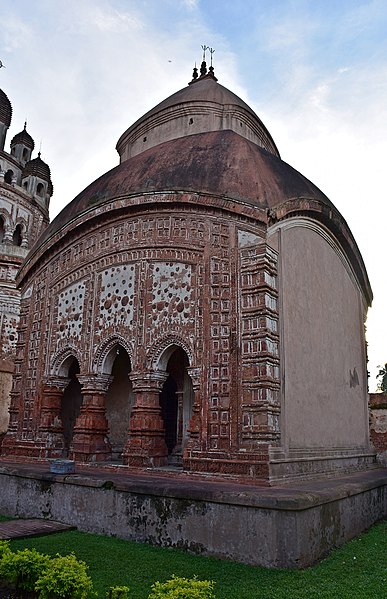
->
[0,460,385,569]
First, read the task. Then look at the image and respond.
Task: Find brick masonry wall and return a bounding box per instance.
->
[369,393,387,453]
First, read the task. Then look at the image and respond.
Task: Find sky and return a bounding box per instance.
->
[0,0,385,391]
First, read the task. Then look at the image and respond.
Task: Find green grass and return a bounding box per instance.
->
[0,515,12,522]
[7,520,386,598]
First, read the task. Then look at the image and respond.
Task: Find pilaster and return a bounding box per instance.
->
[123,370,168,467]
[70,373,112,462]
[37,377,69,457]
[184,366,202,453]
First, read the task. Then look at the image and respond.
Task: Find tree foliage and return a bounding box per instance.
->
[376,363,387,392]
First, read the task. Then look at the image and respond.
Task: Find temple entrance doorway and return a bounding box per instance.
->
[159,347,193,466]
[60,358,82,456]
[105,345,133,461]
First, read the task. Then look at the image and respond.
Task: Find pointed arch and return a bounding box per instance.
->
[4,169,13,184]
[156,343,194,462]
[59,356,82,455]
[50,346,82,377]
[12,223,23,246]
[94,335,134,460]
[94,335,133,374]
[0,209,10,242]
[148,334,194,371]
[36,182,45,197]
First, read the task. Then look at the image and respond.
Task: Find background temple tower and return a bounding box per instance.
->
[0,88,53,441]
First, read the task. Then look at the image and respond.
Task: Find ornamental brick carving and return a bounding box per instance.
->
[2,207,288,477]
[70,374,113,462]
[38,377,69,457]
[123,370,169,467]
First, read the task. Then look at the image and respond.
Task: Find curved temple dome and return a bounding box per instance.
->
[0,89,12,127]
[11,124,35,150]
[116,73,280,162]
[23,74,371,306]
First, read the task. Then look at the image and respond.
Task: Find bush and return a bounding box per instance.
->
[148,575,215,599]
[107,586,131,598]
[35,552,96,598]
[0,540,11,559]
[0,547,50,591]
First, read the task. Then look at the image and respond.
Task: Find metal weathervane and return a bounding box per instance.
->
[201,46,215,65]
[209,47,215,67]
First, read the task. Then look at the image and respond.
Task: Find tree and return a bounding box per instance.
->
[376,363,387,392]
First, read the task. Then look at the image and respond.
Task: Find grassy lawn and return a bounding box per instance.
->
[7,520,386,598]
[0,515,11,522]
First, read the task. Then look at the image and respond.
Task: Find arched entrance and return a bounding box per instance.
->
[159,347,193,465]
[104,345,133,461]
[60,358,82,455]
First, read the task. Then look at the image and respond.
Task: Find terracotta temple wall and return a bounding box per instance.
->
[369,393,387,459]
[3,199,281,478]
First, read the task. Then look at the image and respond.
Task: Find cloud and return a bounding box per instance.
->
[182,0,199,9]
[340,0,387,35]
[0,0,227,215]
[71,3,144,34]
[1,0,385,390]
[91,6,143,32]
[0,14,32,53]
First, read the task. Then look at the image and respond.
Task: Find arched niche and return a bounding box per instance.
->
[104,344,134,461]
[36,182,45,197]
[59,356,82,455]
[97,336,132,374]
[12,223,23,246]
[4,170,13,184]
[0,216,4,243]
[151,335,193,371]
[158,345,194,463]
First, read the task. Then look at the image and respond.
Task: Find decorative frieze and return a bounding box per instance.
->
[238,240,280,450]
[55,280,86,347]
[5,210,284,478]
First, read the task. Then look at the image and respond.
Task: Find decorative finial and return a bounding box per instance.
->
[192,63,198,80]
[208,47,215,76]
[38,151,41,158]
[200,44,208,76]
[24,121,27,130]
[209,47,215,67]
[0,60,5,69]
[190,46,217,83]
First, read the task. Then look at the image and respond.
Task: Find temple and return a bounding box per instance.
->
[0,89,52,440]
[0,61,375,484]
